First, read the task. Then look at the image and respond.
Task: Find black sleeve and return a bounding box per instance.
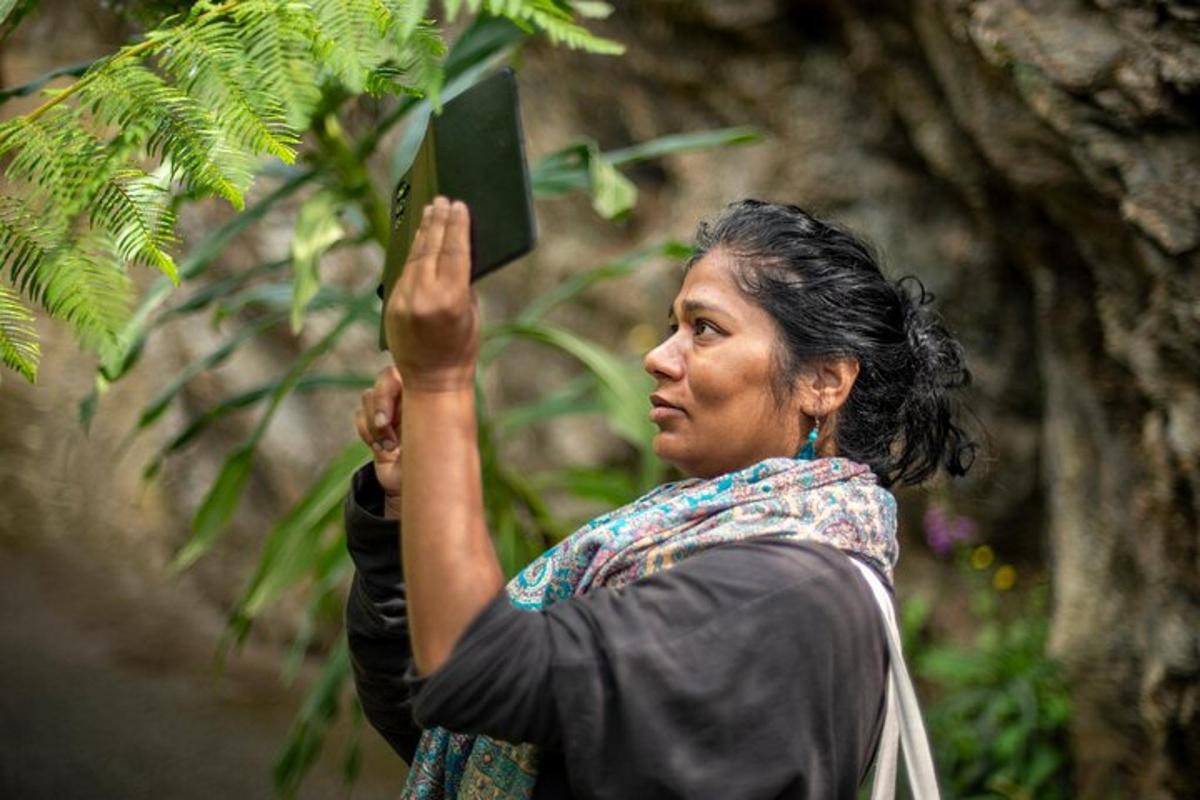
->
[342,462,423,763]
[408,539,889,800]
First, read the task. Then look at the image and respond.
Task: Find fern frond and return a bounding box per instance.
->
[227,1,325,128]
[363,18,444,97]
[41,238,134,359]
[90,170,179,282]
[459,0,624,53]
[380,0,431,41]
[364,64,426,97]
[311,0,397,93]
[0,197,132,355]
[153,18,299,162]
[0,281,39,382]
[0,108,102,208]
[376,15,445,96]
[0,0,615,383]
[0,196,56,301]
[80,60,252,207]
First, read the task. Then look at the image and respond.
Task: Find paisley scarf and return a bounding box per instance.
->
[400,455,898,799]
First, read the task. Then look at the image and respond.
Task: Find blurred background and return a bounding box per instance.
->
[0,1,1197,798]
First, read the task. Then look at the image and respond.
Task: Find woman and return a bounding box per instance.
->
[344,196,976,799]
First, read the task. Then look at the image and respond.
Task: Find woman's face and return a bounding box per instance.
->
[643,248,806,478]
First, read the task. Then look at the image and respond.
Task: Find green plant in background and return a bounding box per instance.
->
[900,504,1074,800]
[0,0,622,384]
[1,1,764,794]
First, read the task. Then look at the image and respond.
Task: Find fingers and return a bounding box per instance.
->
[415,198,450,292]
[360,366,403,452]
[407,204,434,264]
[402,197,469,289]
[439,200,470,286]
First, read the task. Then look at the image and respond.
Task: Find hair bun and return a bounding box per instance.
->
[895,275,969,393]
[893,274,976,479]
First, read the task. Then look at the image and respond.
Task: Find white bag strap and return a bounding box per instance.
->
[848,558,941,800]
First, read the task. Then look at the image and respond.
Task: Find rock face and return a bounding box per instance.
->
[833,3,1199,796]
[553,0,1197,795]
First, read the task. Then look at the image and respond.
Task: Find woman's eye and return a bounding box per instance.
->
[694,319,716,335]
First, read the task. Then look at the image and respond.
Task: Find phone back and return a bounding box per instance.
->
[378,68,537,350]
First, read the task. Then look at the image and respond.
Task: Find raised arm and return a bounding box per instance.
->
[384,196,505,676]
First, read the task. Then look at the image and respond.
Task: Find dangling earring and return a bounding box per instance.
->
[796,416,820,461]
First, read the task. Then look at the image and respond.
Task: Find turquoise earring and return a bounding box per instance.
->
[796,417,820,461]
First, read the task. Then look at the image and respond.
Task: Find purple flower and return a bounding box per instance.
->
[923,502,978,557]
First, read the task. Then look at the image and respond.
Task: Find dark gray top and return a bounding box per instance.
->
[344,463,890,799]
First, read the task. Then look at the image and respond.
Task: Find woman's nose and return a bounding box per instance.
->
[643,337,683,381]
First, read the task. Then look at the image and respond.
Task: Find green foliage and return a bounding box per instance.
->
[0,281,37,381]
[532,127,762,219]
[271,634,354,797]
[444,0,623,53]
[289,188,346,331]
[0,0,622,383]
[901,555,1074,799]
[0,0,36,34]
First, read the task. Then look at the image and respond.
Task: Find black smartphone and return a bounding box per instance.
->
[377,66,538,349]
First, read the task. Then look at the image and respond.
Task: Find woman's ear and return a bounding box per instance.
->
[801,357,860,418]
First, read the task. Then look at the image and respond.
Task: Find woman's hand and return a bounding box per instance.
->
[354,365,404,518]
[384,196,480,393]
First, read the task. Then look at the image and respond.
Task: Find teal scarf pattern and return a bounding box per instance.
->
[400,455,898,799]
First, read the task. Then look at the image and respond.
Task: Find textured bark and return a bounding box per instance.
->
[819,2,1200,795]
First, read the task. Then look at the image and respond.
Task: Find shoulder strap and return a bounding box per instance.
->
[847,557,942,800]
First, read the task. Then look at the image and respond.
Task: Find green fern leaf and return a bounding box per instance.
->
[311,0,392,93]
[382,0,432,40]
[40,238,134,360]
[0,108,101,209]
[80,61,251,207]
[228,1,324,128]
[0,196,55,301]
[0,0,609,384]
[153,18,299,162]
[0,282,39,382]
[0,205,128,356]
[466,0,624,53]
[90,169,180,283]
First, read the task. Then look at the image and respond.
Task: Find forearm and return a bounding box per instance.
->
[400,386,505,676]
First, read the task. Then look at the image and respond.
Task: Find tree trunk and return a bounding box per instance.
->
[824,1,1200,795]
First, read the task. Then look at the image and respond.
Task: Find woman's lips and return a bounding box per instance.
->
[650,405,685,422]
[649,394,685,423]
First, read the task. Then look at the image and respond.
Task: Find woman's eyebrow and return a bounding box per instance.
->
[667,299,725,320]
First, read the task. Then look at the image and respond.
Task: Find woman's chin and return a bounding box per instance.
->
[653,434,694,473]
[651,432,678,462]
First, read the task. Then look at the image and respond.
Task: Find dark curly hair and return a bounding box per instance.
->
[686,199,978,488]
